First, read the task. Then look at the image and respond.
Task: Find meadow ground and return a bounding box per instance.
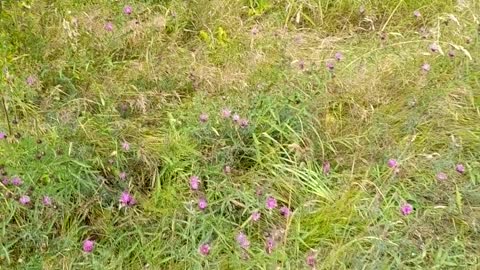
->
[1,0,480,269]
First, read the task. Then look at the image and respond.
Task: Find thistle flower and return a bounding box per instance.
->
[0,132,6,140]
[266,196,277,210]
[104,22,114,32]
[119,171,127,181]
[251,211,261,222]
[232,113,240,123]
[189,175,200,190]
[413,10,421,18]
[26,75,36,86]
[199,243,210,255]
[387,159,398,168]
[323,161,331,174]
[1,177,8,185]
[334,52,343,61]
[455,164,465,174]
[306,253,316,268]
[429,43,439,53]
[298,60,305,70]
[42,196,52,206]
[421,63,431,72]
[279,206,290,217]
[265,236,275,254]
[221,108,231,119]
[82,239,95,253]
[19,195,30,205]
[199,113,209,123]
[436,172,447,181]
[119,191,136,207]
[236,232,250,249]
[122,141,130,151]
[11,176,22,186]
[123,5,132,15]
[198,198,207,210]
[239,119,249,128]
[223,165,232,174]
[326,61,335,71]
[400,203,413,216]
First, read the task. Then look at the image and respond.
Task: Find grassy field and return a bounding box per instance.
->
[1,0,480,269]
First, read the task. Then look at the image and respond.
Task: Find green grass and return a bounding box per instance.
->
[1,0,479,269]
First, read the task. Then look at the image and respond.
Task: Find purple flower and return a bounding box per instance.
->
[199,113,209,123]
[221,108,231,118]
[266,196,277,210]
[429,43,439,53]
[251,211,261,222]
[236,232,250,249]
[448,50,455,58]
[122,141,130,151]
[436,172,448,181]
[42,196,52,206]
[323,161,331,174]
[199,243,210,255]
[119,171,127,181]
[256,186,263,196]
[326,61,335,71]
[387,159,398,168]
[189,175,200,190]
[279,206,290,217]
[232,113,240,123]
[334,52,343,61]
[198,197,207,210]
[298,60,305,70]
[123,5,132,15]
[265,236,275,254]
[306,253,316,267]
[19,195,30,205]
[223,165,232,174]
[400,203,413,216]
[1,177,9,185]
[83,239,95,253]
[421,63,431,72]
[26,75,36,86]
[11,176,22,186]
[119,191,136,207]
[239,119,249,128]
[104,22,114,32]
[251,26,259,35]
[455,164,465,174]
[413,10,421,18]
[0,132,6,140]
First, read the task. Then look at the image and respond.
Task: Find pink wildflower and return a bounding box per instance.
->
[123,5,132,15]
[266,196,277,210]
[189,175,200,190]
[236,232,250,249]
[83,239,95,253]
[198,198,207,210]
[19,195,30,205]
[119,191,136,207]
[280,206,290,217]
[104,22,114,32]
[455,164,465,174]
[251,211,261,222]
[436,172,447,181]
[400,203,413,216]
[199,243,210,255]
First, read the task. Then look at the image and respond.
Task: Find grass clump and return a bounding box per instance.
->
[1,0,480,269]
